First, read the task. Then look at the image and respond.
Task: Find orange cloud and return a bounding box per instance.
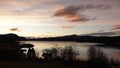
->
[9,28,21,32]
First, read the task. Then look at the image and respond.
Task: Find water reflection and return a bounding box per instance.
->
[24,41,120,60]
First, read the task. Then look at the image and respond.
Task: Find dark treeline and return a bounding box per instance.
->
[39,46,120,68]
[25,34,120,43]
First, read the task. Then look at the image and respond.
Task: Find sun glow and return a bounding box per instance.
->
[0,16,19,25]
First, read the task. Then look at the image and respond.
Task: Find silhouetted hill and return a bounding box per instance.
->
[0,33,25,44]
[25,34,120,43]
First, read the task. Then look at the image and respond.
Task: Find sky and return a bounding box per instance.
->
[0,0,120,37]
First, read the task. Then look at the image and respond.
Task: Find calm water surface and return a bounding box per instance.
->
[24,41,120,60]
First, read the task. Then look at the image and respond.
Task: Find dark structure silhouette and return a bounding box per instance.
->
[27,47,36,60]
[0,34,36,60]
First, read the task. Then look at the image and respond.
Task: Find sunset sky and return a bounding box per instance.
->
[0,0,120,37]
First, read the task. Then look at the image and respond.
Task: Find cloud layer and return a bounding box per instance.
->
[0,0,53,16]
[54,4,111,22]
[85,31,120,36]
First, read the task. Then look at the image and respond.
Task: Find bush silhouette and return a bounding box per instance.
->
[42,46,79,61]
[88,46,107,61]
[87,46,110,68]
[42,47,60,60]
[60,46,79,61]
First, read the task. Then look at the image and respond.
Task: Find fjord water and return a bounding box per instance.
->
[24,41,120,60]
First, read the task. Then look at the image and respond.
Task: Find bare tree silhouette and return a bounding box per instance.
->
[87,46,107,61]
[87,46,110,68]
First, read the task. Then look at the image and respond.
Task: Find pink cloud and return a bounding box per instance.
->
[61,26,74,29]
[111,24,120,30]
[54,4,111,22]
[54,5,89,22]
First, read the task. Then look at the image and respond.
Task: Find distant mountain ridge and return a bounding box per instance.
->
[25,34,120,43]
[0,33,119,43]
